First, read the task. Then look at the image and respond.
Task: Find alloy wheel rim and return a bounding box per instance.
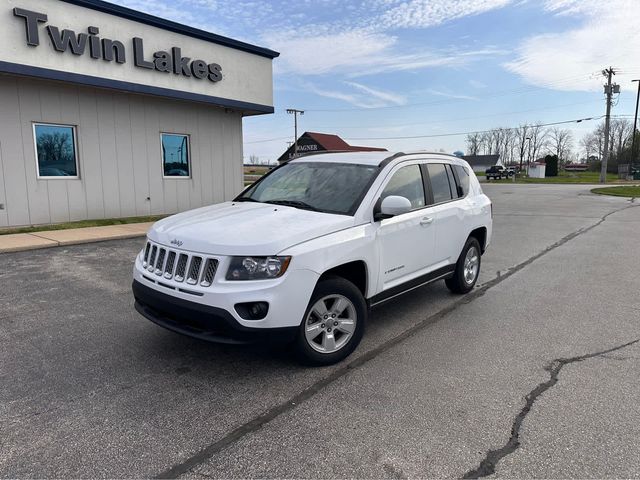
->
[463,246,479,285]
[304,295,357,354]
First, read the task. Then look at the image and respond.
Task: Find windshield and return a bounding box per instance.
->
[236,162,380,215]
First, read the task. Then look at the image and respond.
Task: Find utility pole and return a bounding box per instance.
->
[600,67,618,183]
[630,79,640,178]
[286,108,304,157]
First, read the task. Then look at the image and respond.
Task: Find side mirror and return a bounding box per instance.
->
[374,195,412,221]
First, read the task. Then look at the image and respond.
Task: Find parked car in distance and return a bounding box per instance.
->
[485,165,506,180]
[132,151,493,365]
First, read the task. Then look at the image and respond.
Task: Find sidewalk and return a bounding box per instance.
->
[0,222,153,254]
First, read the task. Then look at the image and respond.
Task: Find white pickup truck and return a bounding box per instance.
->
[132,151,492,365]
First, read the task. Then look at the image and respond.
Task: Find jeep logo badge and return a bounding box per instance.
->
[170,239,183,247]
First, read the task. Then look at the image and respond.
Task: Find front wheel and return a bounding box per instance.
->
[294,277,366,366]
[445,237,481,294]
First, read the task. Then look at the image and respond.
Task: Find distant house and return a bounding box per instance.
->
[277,132,387,164]
[564,163,589,172]
[461,154,501,173]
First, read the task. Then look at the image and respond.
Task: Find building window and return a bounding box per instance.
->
[161,133,190,178]
[33,123,79,178]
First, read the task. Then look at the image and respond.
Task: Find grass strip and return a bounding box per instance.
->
[591,186,640,197]
[0,215,167,236]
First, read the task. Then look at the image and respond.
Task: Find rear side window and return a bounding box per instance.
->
[446,165,458,198]
[427,163,453,204]
[454,165,470,197]
[381,164,425,210]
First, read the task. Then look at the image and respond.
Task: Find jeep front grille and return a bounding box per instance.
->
[141,240,219,287]
[186,257,202,285]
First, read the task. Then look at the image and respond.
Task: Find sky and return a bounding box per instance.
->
[113,0,640,163]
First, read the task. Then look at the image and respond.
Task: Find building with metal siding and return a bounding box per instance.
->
[0,0,278,228]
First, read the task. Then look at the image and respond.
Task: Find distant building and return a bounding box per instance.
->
[528,161,546,178]
[564,163,589,172]
[461,154,501,173]
[277,132,387,164]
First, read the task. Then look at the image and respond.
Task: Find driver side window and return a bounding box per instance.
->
[380,164,426,210]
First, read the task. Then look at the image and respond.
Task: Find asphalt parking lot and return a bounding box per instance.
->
[1,184,639,479]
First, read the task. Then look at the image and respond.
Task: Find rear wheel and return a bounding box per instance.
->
[445,237,481,294]
[294,277,366,366]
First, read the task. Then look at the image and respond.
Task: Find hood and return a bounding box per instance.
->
[148,201,354,256]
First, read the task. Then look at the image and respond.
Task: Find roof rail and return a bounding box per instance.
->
[378,150,461,167]
[378,152,406,168]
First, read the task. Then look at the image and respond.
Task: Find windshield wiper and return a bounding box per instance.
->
[265,200,319,211]
[234,197,261,203]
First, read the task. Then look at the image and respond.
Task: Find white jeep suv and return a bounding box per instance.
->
[132,151,492,365]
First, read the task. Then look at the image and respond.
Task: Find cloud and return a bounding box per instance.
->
[505,0,640,91]
[265,27,506,77]
[469,79,487,89]
[427,89,479,101]
[264,29,396,76]
[305,81,406,108]
[344,82,407,105]
[114,0,512,80]
[380,0,512,28]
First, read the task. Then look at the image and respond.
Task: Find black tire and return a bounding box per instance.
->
[294,277,367,366]
[445,237,482,294]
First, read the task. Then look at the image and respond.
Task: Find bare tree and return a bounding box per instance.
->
[465,132,482,156]
[500,128,516,165]
[491,129,501,156]
[36,132,71,165]
[527,122,548,165]
[515,124,530,170]
[579,133,599,160]
[480,132,493,154]
[609,118,633,158]
[548,127,574,164]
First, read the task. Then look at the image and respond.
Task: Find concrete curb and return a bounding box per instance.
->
[0,222,153,254]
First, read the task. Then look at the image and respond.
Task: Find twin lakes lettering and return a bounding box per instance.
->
[13,8,223,83]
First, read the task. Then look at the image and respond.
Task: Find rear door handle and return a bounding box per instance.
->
[420,217,434,226]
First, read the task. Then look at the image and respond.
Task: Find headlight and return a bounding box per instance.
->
[226,256,291,280]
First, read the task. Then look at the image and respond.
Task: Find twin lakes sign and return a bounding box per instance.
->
[1,0,276,113]
[13,7,223,84]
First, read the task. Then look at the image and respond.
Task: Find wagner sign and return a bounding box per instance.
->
[13,8,223,83]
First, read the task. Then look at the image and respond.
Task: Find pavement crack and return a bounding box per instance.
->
[383,462,409,479]
[462,339,640,479]
[154,203,637,479]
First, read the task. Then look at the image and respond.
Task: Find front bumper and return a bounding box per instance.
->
[133,280,297,344]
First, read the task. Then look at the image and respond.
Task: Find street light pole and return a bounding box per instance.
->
[286,109,304,157]
[631,79,640,178]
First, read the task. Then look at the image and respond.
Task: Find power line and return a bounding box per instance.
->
[342,116,604,141]
[245,135,292,144]
[309,99,601,130]
[244,114,636,145]
[245,101,608,144]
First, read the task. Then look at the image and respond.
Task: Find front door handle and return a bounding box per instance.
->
[420,216,434,226]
